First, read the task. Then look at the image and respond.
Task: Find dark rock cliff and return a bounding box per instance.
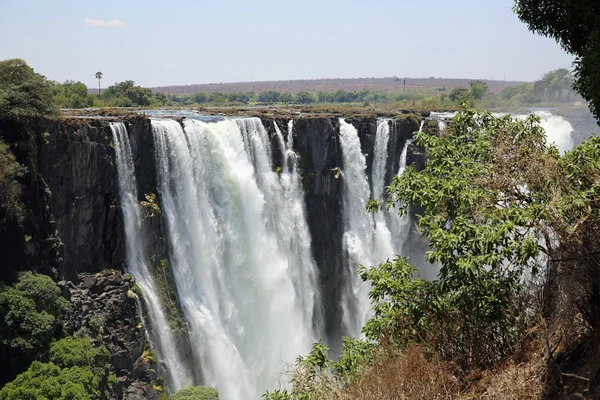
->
[38,120,124,280]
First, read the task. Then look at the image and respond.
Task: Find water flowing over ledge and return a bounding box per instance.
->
[104,111,575,399]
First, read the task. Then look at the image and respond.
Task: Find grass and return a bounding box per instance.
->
[335,345,457,400]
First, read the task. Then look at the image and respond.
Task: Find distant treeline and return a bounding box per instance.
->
[48,69,580,109]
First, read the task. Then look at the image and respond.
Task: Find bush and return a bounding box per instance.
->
[0,338,116,400]
[0,58,55,119]
[50,337,110,372]
[0,272,69,354]
[0,272,70,381]
[171,386,219,400]
[0,138,24,224]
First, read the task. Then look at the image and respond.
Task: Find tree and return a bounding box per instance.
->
[469,80,488,100]
[514,0,600,121]
[101,80,155,107]
[0,272,70,382]
[0,138,24,224]
[0,338,116,400]
[155,92,168,105]
[95,72,102,95]
[294,92,315,104]
[279,92,293,104]
[0,59,55,119]
[449,87,470,102]
[366,107,568,367]
[51,80,92,108]
[257,90,281,104]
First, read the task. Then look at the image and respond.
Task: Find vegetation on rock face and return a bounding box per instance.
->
[0,337,116,400]
[148,254,187,336]
[0,138,24,225]
[515,0,600,122]
[170,386,219,400]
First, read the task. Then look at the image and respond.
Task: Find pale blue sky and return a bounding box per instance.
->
[0,0,574,88]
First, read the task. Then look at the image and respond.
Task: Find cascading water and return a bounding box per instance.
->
[385,121,416,252]
[110,122,192,392]
[338,118,400,337]
[535,111,575,153]
[151,117,321,399]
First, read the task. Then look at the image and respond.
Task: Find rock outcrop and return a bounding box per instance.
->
[60,271,159,400]
[38,119,124,279]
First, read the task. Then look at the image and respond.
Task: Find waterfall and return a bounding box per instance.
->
[385,131,413,250]
[371,119,391,200]
[338,118,419,337]
[110,122,192,392]
[338,119,393,337]
[151,117,321,399]
[535,111,574,153]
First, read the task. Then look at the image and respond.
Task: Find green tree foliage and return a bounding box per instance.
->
[279,92,294,104]
[263,339,376,400]
[448,87,470,102]
[171,386,219,400]
[368,108,563,366]
[514,0,600,120]
[499,82,541,104]
[50,80,93,108]
[0,59,55,120]
[294,92,316,104]
[101,80,153,107]
[0,272,70,378]
[155,92,169,105]
[0,338,116,400]
[469,80,488,100]
[257,90,281,104]
[95,71,102,94]
[0,138,24,224]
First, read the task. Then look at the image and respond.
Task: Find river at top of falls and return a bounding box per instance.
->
[110,122,193,391]
[150,117,321,399]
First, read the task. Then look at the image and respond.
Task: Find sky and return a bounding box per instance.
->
[0,0,575,88]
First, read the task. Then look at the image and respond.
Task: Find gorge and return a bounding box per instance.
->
[0,109,578,399]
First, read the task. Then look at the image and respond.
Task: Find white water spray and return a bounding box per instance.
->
[338,118,398,337]
[151,118,320,399]
[110,122,192,392]
[535,111,574,153]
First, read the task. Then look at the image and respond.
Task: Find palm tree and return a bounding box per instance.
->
[95,71,103,94]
